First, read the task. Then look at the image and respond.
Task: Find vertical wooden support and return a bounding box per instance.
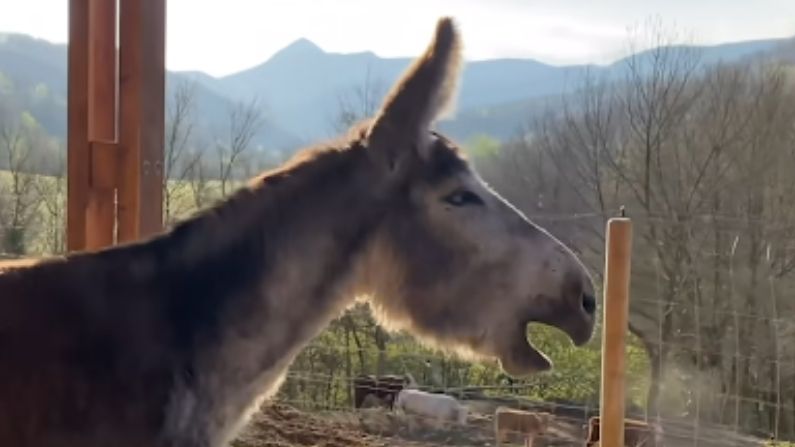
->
[587,417,656,447]
[117,0,165,243]
[85,0,118,249]
[600,216,633,447]
[67,0,90,251]
[68,0,165,251]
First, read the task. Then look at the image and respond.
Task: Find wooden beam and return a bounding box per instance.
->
[89,141,119,190]
[117,0,165,243]
[87,0,117,142]
[85,0,118,250]
[66,0,90,251]
[86,141,119,249]
[68,0,165,251]
[599,217,633,447]
[587,417,656,446]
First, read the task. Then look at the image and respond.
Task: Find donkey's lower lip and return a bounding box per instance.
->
[498,322,553,377]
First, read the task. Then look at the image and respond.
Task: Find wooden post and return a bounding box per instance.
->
[599,215,633,447]
[588,416,656,447]
[67,0,90,251]
[69,0,119,251]
[67,0,165,251]
[117,0,165,243]
[85,0,118,249]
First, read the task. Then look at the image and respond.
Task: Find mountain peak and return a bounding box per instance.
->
[279,38,324,56]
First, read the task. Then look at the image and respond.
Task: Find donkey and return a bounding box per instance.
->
[0,17,596,447]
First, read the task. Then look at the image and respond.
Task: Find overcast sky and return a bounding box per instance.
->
[1,0,793,77]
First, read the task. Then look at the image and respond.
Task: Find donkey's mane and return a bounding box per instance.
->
[100,128,374,271]
[165,122,469,264]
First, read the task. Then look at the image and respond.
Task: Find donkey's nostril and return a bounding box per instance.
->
[582,293,596,315]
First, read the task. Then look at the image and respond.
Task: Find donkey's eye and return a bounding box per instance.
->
[443,190,484,207]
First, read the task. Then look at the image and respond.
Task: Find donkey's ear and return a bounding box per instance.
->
[366,17,463,171]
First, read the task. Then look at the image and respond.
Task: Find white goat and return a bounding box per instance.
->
[494,406,552,447]
[394,389,468,432]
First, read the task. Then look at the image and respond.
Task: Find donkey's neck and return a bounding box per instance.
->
[156,145,383,445]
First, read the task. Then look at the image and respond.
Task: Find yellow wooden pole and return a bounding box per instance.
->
[600,214,633,447]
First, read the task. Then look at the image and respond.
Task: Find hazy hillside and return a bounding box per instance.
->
[0,31,792,153]
[0,33,302,151]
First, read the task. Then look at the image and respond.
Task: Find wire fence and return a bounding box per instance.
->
[272,351,781,446]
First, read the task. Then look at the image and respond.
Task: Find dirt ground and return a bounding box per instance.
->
[231,402,768,447]
[230,403,499,447]
[231,403,387,447]
[230,402,586,447]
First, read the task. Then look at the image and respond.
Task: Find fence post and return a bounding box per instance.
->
[600,212,633,446]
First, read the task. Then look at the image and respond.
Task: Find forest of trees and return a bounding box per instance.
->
[1,25,794,442]
[473,28,795,438]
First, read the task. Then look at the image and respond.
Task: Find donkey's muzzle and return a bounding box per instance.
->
[557,270,597,346]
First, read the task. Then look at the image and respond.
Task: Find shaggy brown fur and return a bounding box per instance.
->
[0,17,596,447]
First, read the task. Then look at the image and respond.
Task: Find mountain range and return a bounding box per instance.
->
[0,31,793,155]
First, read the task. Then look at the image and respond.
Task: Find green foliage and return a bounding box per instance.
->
[464,133,501,160]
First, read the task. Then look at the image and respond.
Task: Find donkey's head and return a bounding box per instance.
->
[356,17,596,377]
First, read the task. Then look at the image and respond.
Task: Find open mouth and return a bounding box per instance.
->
[495,294,596,378]
[497,319,553,377]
